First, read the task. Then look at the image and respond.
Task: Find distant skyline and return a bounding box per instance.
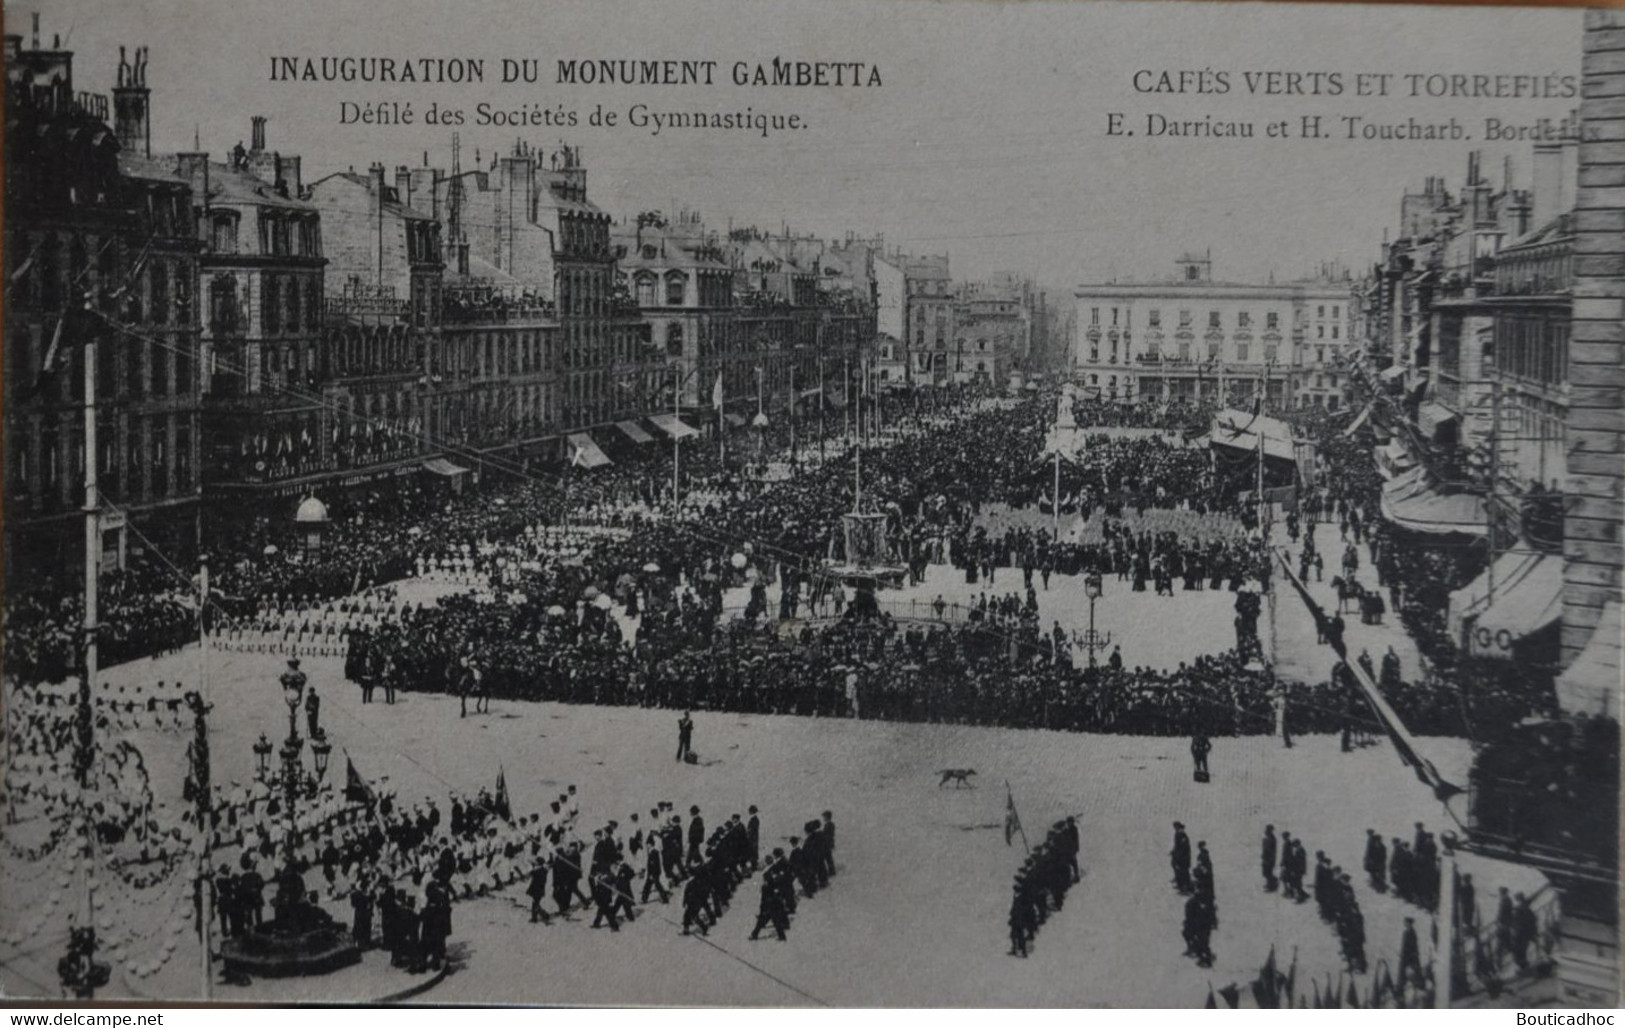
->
[17,0,1583,290]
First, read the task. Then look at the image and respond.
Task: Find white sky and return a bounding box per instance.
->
[17,0,1583,291]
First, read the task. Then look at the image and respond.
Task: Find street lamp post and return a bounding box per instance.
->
[268,658,331,915]
[1081,572,1113,668]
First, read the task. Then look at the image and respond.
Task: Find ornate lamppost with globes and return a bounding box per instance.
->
[1081,572,1114,669]
[256,660,333,914]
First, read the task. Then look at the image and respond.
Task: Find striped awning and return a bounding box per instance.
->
[567,433,612,469]
[649,413,700,440]
[1557,601,1622,717]
[422,457,470,477]
[614,420,654,444]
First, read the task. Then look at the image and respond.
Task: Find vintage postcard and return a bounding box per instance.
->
[1,0,1620,1009]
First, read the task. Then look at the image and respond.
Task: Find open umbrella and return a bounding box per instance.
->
[546,605,566,617]
[594,594,614,610]
[642,562,661,573]
[262,544,279,556]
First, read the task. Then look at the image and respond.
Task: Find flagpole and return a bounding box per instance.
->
[671,363,681,516]
[1005,780,1030,854]
[198,560,213,1000]
[75,311,102,998]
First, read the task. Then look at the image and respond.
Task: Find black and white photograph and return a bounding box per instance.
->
[1,0,1620,1010]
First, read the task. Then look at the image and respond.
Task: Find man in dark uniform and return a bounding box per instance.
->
[663,816,685,882]
[239,860,267,933]
[641,837,669,904]
[1170,821,1192,894]
[527,859,552,923]
[305,686,321,739]
[1190,732,1211,777]
[350,878,375,946]
[746,806,762,871]
[820,811,836,879]
[676,712,694,762]
[749,852,791,942]
[590,866,621,931]
[1398,916,1424,992]
[1363,829,1387,892]
[1261,825,1278,892]
[687,806,705,866]
[1061,816,1081,884]
[680,868,711,936]
[612,860,638,924]
[1183,891,1214,967]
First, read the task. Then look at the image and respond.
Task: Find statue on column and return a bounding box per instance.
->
[1056,383,1077,429]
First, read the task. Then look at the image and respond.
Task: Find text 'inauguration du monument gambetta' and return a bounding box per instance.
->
[268,56,885,139]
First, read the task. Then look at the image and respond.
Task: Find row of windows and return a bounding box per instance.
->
[261,274,323,336]
[1092,306,1342,330]
[8,413,194,512]
[1495,316,1569,388]
[255,213,322,259]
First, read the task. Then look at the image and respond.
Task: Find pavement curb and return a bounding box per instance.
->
[373,963,451,1004]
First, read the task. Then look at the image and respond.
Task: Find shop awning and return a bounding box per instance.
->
[1557,601,1623,717]
[649,413,700,440]
[614,420,654,444]
[1342,402,1374,438]
[1419,401,1458,436]
[1380,473,1487,536]
[1380,365,1407,381]
[1448,551,1563,656]
[566,433,612,469]
[723,413,747,428]
[1375,439,1416,480]
[1209,408,1296,461]
[422,457,471,477]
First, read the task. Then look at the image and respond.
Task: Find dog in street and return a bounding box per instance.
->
[937,769,978,788]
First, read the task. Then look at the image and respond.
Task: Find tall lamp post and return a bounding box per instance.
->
[270,659,332,914]
[1081,572,1114,668]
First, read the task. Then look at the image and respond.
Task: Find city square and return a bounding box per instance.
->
[2,0,1619,1010]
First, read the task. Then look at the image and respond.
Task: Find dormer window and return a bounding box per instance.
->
[642,245,658,260]
[665,271,687,305]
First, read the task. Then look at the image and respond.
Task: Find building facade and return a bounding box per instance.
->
[4,35,203,579]
[1074,253,1352,409]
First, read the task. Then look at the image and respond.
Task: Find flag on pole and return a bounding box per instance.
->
[1003,782,1022,848]
[1250,945,1279,1008]
[344,755,375,805]
[1217,984,1240,1009]
[1204,985,1216,1009]
[494,766,512,821]
[30,315,68,398]
[712,372,724,411]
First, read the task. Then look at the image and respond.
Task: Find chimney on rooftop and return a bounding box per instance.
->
[250,115,267,153]
[113,45,152,158]
[1531,142,1563,230]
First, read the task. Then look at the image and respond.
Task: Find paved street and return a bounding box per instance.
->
[2,624,1541,1005]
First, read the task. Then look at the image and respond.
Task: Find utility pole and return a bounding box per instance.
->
[671,364,681,514]
[73,323,102,999]
[1437,831,1459,1009]
[1052,447,1062,540]
[195,558,214,1000]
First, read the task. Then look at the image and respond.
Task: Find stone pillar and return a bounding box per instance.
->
[1562,10,1625,667]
